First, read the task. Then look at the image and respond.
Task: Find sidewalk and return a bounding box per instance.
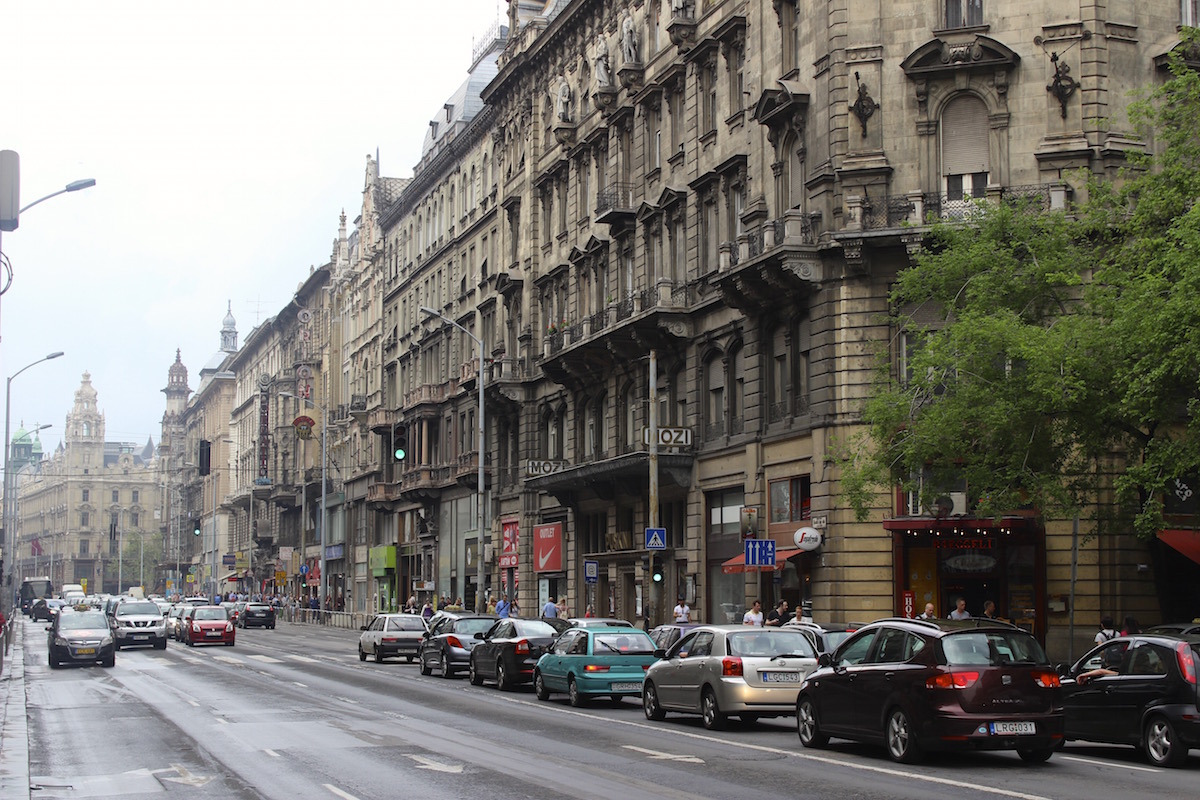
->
[0,620,30,800]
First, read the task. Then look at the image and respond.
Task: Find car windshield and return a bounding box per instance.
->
[942,631,1049,666]
[386,617,424,631]
[728,630,817,658]
[454,618,495,636]
[512,619,558,637]
[58,612,108,630]
[193,608,228,621]
[117,603,161,616]
[246,604,271,611]
[823,631,856,650]
[593,631,656,654]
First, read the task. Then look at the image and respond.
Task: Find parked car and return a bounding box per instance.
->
[239,602,276,629]
[648,623,702,652]
[795,618,1063,764]
[417,612,498,678]
[46,608,115,668]
[1059,633,1200,767]
[544,616,636,634]
[180,605,236,647]
[359,613,427,662]
[221,602,242,625]
[1145,621,1200,637]
[30,598,66,622]
[469,618,560,690]
[165,604,187,640]
[111,599,168,650]
[534,627,658,706]
[643,625,819,730]
[783,620,863,654]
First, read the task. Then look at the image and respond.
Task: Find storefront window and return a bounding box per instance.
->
[709,564,745,624]
[707,488,744,624]
[769,476,811,523]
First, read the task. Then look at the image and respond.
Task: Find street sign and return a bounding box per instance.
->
[186,574,195,584]
[584,559,599,584]
[645,527,666,550]
[744,538,777,568]
[642,426,693,447]
[300,564,309,575]
[222,554,236,567]
[811,515,828,530]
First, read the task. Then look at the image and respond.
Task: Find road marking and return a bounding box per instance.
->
[622,745,703,764]
[263,749,280,758]
[1060,755,1159,773]
[248,654,283,663]
[212,655,242,665]
[495,695,1055,800]
[187,700,199,707]
[406,754,463,774]
[215,718,228,725]
[323,784,361,800]
[162,764,212,787]
[293,681,308,688]
[288,655,319,663]
[336,696,359,705]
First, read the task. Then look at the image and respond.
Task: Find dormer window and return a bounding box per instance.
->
[444,103,454,122]
[429,120,439,138]
[945,0,983,29]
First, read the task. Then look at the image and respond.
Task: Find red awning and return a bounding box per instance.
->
[1160,529,1200,566]
[721,547,805,574]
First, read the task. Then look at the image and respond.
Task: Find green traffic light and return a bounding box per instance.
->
[394,446,406,460]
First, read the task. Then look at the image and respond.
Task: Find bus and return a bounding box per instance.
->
[19,577,54,615]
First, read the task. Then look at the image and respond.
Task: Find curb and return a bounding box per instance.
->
[0,620,30,800]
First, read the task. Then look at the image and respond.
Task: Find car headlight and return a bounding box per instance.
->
[225,623,234,632]
[54,636,70,647]
[101,635,114,647]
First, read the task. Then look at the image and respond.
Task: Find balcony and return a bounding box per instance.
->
[348,394,369,422]
[366,481,402,506]
[454,451,493,489]
[397,463,454,502]
[403,383,450,412]
[367,407,399,434]
[710,209,823,314]
[458,357,482,389]
[594,182,637,226]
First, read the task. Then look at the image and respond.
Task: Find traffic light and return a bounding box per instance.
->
[647,553,662,583]
[394,424,408,461]
[198,439,211,476]
[193,518,202,537]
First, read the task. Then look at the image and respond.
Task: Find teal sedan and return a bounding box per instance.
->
[534,627,658,707]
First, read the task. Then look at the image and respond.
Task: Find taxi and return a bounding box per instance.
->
[46,606,116,668]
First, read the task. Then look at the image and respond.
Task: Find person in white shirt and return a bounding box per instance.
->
[1094,615,1118,644]
[949,597,971,620]
[673,597,690,623]
[742,599,764,626]
[918,602,936,620]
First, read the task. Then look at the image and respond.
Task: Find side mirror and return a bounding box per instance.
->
[360,625,368,631]
[45,625,53,632]
[474,631,485,640]
[654,648,667,659]
[817,653,832,668]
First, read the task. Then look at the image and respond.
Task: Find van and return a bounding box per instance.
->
[61,584,85,604]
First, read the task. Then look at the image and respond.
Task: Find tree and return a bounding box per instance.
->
[842,32,1200,540]
[102,532,164,593]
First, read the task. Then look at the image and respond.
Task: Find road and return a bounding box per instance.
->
[12,615,1197,799]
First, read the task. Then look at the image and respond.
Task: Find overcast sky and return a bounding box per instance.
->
[1,0,504,457]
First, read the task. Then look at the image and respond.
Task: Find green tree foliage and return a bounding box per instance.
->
[102,533,164,593]
[843,33,1200,539]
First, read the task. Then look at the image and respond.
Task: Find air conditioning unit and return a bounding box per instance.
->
[932,492,969,517]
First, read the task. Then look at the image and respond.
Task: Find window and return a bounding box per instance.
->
[940,95,989,217]
[705,354,725,438]
[669,86,685,156]
[81,511,90,528]
[132,490,139,503]
[131,512,140,527]
[701,59,718,133]
[81,488,89,502]
[623,383,638,451]
[79,538,89,555]
[729,44,745,113]
[701,196,718,273]
[944,0,983,28]
[729,346,745,432]
[1187,0,1200,26]
[770,476,812,523]
[112,489,120,503]
[835,631,877,667]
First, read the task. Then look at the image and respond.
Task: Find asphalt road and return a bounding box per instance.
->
[14,615,1198,799]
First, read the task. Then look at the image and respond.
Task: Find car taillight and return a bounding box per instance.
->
[722,657,743,677]
[515,639,530,655]
[1031,670,1061,688]
[642,664,651,671]
[382,637,398,644]
[1177,642,1198,685]
[584,664,610,672]
[925,669,979,689]
[446,635,463,648]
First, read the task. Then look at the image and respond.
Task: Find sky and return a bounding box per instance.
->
[0,0,505,457]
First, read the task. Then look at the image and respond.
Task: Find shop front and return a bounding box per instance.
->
[886,517,1046,639]
[369,545,397,612]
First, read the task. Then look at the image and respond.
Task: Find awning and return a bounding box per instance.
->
[721,547,805,574]
[1160,529,1200,565]
[222,571,243,582]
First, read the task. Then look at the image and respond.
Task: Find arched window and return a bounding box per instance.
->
[622,382,638,452]
[469,166,477,209]
[705,353,725,439]
[940,95,990,216]
[729,345,745,434]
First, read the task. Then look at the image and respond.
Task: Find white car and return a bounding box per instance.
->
[358,614,427,663]
[111,599,168,650]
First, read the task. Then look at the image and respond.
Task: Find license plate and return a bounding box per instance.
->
[206,631,222,637]
[991,721,1036,735]
[761,671,801,683]
[75,647,95,655]
[133,635,149,641]
[611,682,642,692]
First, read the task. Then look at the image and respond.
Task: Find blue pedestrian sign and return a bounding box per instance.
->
[584,559,599,584]
[744,538,777,568]
[645,527,667,550]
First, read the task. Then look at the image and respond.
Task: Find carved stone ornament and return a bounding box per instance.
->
[849,72,877,138]
[1046,52,1078,119]
[668,16,699,53]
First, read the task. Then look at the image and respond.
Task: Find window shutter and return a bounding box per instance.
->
[941,96,990,176]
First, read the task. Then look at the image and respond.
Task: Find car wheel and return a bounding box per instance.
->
[496,660,511,691]
[886,708,923,764]
[1144,714,1188,768]
[797,697,829,748]
[419,653,433,676]
[358,646,367,662]
[469,658,484,686]
[1017,747,1054,764]
[48,651,59,669]
[643,681,666,721]
[155,638,167,650]
[440,653,453,678]
[701,687,727,731]
[534,671,550,701]
[102,652,115,668]
[569,677,587,707]
[375,645,385,663]
[226,640,235,647]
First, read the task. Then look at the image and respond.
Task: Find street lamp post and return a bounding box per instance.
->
[420,306,486,612]
[3,351,64,598]
[280,392,327,616]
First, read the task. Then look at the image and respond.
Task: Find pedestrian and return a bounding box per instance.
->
[742,599,764,626]
[981,600,998,619]
[949,597,970,620]
[918,602,936,620]
[584,604,595,618]
[542,595,559,618]
[496,595,510,618]
[673,596,691,623]
[509,599,521,618]
[486,595,497,614]
[420,600,434,620]
[1121,616,1141,635]
[557,597,569,618]
[765,599,792,627]
[1095,615,1118,644]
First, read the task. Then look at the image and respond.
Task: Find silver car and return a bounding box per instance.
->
[642,625,819,729]
[111,599,167,650]
[359,613,427,663]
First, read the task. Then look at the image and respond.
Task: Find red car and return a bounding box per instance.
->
[181,605,236,647]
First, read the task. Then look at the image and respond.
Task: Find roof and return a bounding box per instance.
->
[417,50,500,162]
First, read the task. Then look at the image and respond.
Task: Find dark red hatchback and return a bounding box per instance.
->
[796,618,1063,764]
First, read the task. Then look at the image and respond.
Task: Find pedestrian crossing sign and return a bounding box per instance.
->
[645,527,666,550]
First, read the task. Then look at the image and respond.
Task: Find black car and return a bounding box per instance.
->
[1060,633,1200,767]
[417,612,498,678]
[796,617,1063,764]
[238,602,276,629]
[30,598,66,622]
[47,608,116,668]
[468,618,559,690]
[783,620,864,654]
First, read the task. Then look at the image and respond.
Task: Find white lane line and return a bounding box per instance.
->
[263,749,280,758]
[288,655,318,663]
[187,700,199,707]
[495,695,1054,800]
[323,784,361,800]
[406,754,464,773]
[622,744,703,764]
[336,696,359,705]
[247,655,283,663]
[212,655,242,664]
[293,681,308,688]
[1060,755,1159,773]
[215,718,228,725]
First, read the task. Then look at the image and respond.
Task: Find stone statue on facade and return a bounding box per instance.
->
[554,76,572,123]
[621,11,639,64]
[672,0,696,18]
[595,36,612,87]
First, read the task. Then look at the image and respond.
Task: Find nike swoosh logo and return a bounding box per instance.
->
[538,545,557,570]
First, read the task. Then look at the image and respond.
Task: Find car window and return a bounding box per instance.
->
[595,631,656,654]
[58,612,108,630]
[727,630,816,658]
[670,631,699,658]
[1129,644,1169,676]
[456,618,495,636]
[513,619,557,637]
[871,628,914,664]
[835,630,877,667]
[944,631,1050,667]
[387,617,424,632]
[568,633,589,654]
[553,631,576,655]
[491,621,514,638]
[689,631,715,658]
[117,602,161,616]
[193,608,227,621]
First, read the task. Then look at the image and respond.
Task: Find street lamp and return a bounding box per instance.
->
[16,179,97,217]
[279,392,327,615]
[3,351,64,598]
[420,306,487,612]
